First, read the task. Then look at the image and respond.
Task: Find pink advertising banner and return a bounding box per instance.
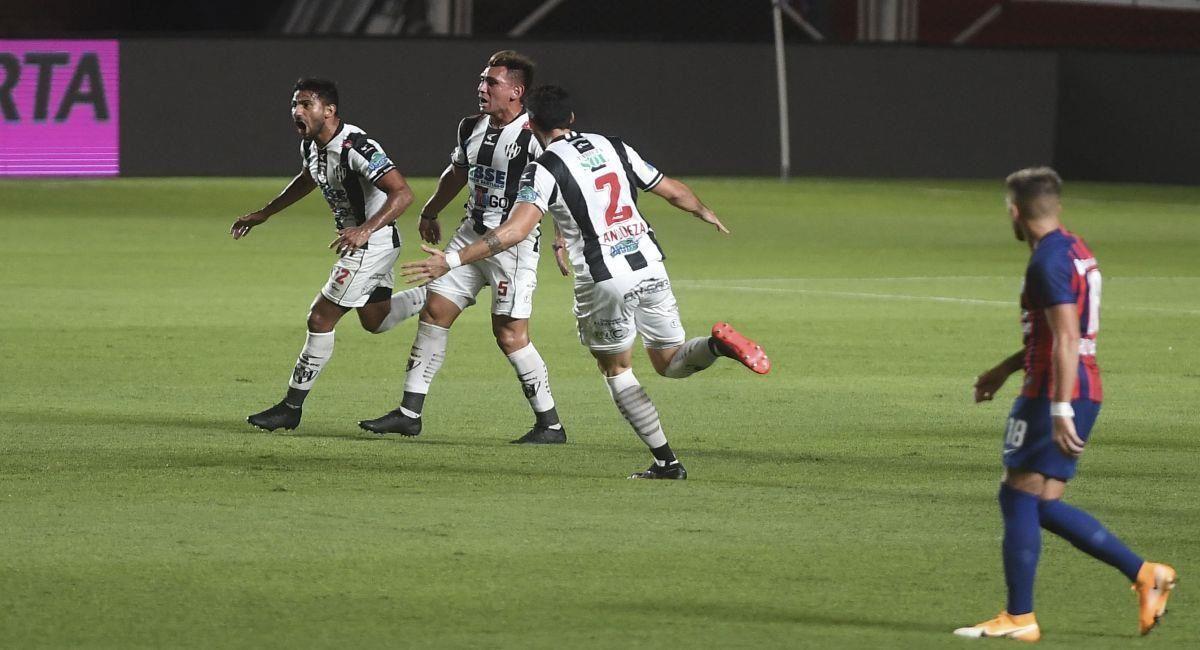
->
[0,40,119,176]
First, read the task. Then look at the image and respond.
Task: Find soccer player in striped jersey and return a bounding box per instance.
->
[400,85,771,479]
[358,51,570,444]
[955,168,1175,641]
[231,78,426,432]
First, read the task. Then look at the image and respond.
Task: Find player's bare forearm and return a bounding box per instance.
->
[420,165,468,218]
[330,170,413,254]
[974,350,1024,402]
[361,182,414,233]
[993,350,1025,377]
[650,176,729,233]
[262,170,316,217]
[231,169,315,238]
[457,203,542,266]
[1046,304,1081,403]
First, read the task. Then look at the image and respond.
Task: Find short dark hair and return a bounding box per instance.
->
[487,50,535,89]
[293,78,339,113]
[1005,166,1062,208]
[525,85,573,131]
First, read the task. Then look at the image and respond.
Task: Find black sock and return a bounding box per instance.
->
[284,387,309,408]
[400,391,426,416]
[535,406,561,428]
[707,336,726,357]
[650,443,677,464]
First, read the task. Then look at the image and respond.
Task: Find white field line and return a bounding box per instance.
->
[676,281,1200,316]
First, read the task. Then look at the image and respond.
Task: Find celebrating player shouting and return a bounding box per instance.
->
[401,85,771,479]
[954,168,1175,642]
[231,78,426,432]
[358,51,569,444]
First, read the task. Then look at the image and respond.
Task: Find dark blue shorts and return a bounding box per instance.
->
[1001,396,1101,481]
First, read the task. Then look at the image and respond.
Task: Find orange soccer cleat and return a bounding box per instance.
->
[711,322,771,375]
[953,611,1041,642]
[1133,562,1177,635]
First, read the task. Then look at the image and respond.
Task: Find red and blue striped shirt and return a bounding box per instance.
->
[1019,229,1103,402]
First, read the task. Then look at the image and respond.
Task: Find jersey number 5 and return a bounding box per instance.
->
[594,172,632,227]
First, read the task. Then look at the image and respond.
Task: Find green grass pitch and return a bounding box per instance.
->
[1,176,1197,648]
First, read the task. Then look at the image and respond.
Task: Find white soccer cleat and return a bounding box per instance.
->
[953,611,1041,642]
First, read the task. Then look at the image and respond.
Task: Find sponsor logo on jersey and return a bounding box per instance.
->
[516,185,540,203]
[367,151,390,172]
[609,237,639,257]
[469,164,508,190]
[578,152,607,172]
[484,132,498,146]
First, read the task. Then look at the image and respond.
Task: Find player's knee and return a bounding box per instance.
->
[307,313,335,333]
[493,329,528,355]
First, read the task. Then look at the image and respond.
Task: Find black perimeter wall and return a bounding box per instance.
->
[119,39,1200,183]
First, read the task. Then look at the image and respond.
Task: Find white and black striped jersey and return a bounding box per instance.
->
[516,131,665,283]
[301,121,400,249]
[450,111,543,234]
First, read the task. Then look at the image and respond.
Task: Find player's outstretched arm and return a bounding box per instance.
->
[230,168,316,239]
[1046,303,1086,457]
[418,164,469,245]
[650,176,729,234]
[331,169,415,255]
[402,202,543,285]
[973,350,1023,403]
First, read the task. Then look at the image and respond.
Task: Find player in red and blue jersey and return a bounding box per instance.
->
[955,168,1176,642]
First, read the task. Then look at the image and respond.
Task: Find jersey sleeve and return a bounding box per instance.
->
[623,143,664,190]
[515,161,557,214]
[347,134,397,184]
[1027,254,1077,308]
[450,117,473,168]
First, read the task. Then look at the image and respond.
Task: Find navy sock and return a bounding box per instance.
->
[999,484,1041,616]
[1038,499,1144,582]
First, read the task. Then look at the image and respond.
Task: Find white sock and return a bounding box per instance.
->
[402,321,449,395]
[374,285,427,333]
[507,343,556,415]
[288,331,335,391]
[605,369,667,450]
[662,336,719,379]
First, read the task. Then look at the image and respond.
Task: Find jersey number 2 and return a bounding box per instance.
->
[594,172,632,227]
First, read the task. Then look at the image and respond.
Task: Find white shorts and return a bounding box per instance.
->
[573,262,686,353]
[427,222,539,319]
[320,245,400,308]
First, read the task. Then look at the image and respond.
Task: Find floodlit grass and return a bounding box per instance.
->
[1,177,1196,648]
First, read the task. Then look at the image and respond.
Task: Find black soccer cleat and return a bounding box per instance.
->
[247,401,302,432]
[358,409,422,437]
[510,424,567,444]
[628,460,687,480]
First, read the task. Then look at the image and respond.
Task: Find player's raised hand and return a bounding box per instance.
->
[419,216,441,245]
[230,211,269,239]
[401,244,451,285]
[1052,415,1086,458]
[973,368,1009,403]
[330,226,371,256]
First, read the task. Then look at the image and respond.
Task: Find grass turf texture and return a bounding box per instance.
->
[1,177,1197,648]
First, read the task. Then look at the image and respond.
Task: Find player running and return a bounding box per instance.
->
[231,78,426,432]
[954,168,1176,642]
[357,51,570,444]
[400,85,771,479]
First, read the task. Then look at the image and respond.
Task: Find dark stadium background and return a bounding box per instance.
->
[3,0,1199,183]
